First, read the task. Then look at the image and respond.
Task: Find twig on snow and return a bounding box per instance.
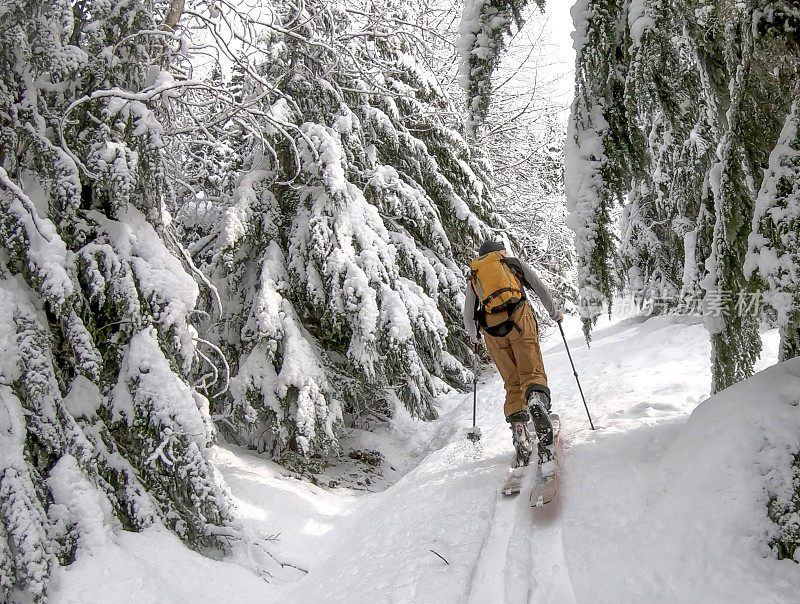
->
[429,549,449,565]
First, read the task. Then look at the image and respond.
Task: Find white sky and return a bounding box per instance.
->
[532,0,577,121]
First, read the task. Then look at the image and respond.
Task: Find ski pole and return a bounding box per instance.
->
[467,342,481,442]
[558,322,595,430]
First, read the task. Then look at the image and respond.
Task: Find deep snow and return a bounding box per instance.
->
[51,314,800,603]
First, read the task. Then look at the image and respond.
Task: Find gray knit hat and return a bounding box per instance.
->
[478,240,505,256]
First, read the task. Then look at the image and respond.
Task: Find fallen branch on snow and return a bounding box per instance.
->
[429,549,449,565]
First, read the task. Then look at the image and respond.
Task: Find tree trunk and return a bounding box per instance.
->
[780,318,800,361]
[164,0,184,30]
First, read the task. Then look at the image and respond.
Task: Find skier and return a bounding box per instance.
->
[463,240,563,467]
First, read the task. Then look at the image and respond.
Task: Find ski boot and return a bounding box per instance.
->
[507,410,533,467]
[537,440,555,464]
[527,390,553,462]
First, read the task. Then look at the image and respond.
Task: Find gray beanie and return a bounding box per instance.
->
[478,240,505,256]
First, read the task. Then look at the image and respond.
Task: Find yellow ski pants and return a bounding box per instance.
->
[482,301,549,419]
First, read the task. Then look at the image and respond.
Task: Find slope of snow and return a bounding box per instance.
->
[562,356,800,602]
[50,525,273,604]
[50,314,800,602]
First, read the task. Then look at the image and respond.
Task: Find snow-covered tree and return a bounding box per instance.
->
[458,0,545,139]
[565,0,630,339]
[172,2,504,461]
[747,97,800,361]
[567,0,798,386]
[0,1,235,599]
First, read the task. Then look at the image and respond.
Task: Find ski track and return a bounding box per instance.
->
[465,473,525,603]
[528,472,576,603]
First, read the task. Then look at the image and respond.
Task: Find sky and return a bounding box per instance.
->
[539,0,577,118]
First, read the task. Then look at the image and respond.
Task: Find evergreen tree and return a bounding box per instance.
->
[747,96,800,361]
[174,2,503,461]
[0,1,234,598]
[567,0,798,386]
[458,0,545,139]
[565,0,630,339]
[698,2,762,391]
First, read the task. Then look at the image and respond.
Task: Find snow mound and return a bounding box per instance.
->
[667,355,800,561]
[563,356,800,602]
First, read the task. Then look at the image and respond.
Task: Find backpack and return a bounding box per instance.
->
[470,250,525,315]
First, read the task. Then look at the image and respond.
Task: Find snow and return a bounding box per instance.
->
[565,88,611,297]
[50,525,272,604]
[681,227,699,292]
[47,455,119,552]
[47,312,800,602]
[112,327,208,445]
[456,1,487,91]
[570,0,592,56]
[62,375,103,418]
[1,167,75,308]
[628,0,656,48]
[90,206,200,336]
[0,278,27,384]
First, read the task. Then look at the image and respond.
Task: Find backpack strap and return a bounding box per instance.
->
[482,286,524,306]
[473,286,486,328]
[501,257,532,292]
[478,299,525,337]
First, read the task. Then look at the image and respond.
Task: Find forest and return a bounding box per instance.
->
[2,0,800,601]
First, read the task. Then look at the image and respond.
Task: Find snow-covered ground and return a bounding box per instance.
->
[51,314,800,603]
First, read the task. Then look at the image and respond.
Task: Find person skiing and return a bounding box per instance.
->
[463,240,563,467]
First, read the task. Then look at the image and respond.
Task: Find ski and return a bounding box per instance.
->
[530,414,561,507]
[500,465,528,495]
